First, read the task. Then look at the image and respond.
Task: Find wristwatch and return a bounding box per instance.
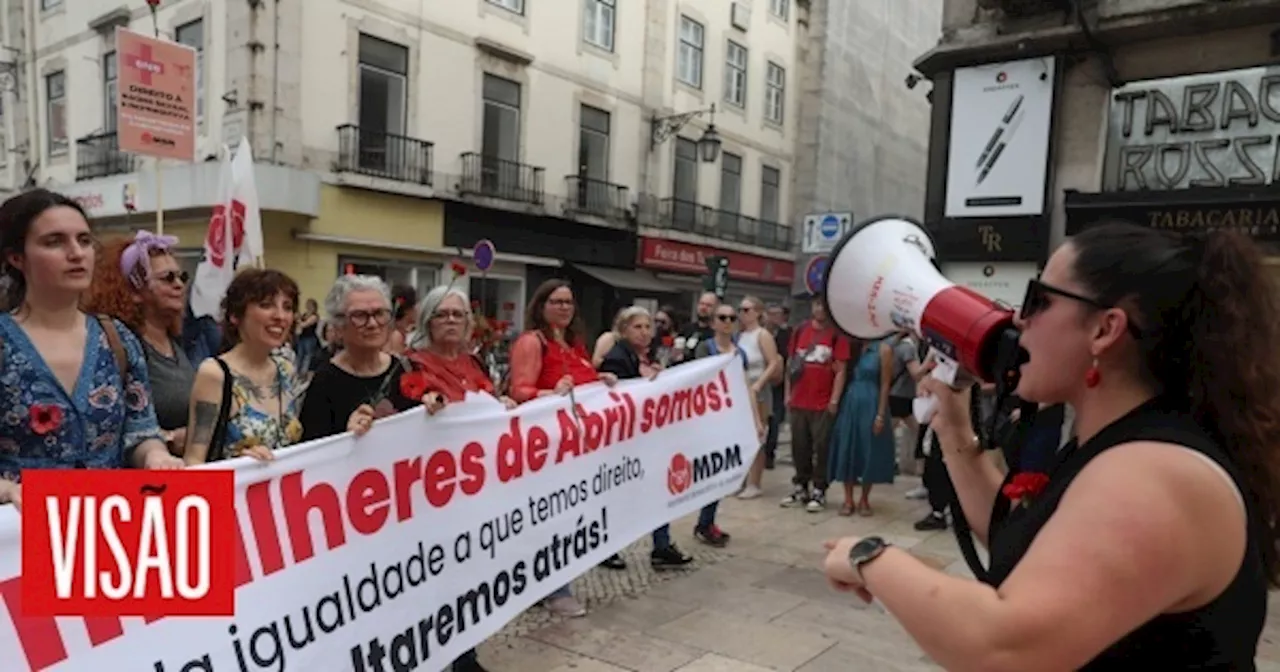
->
[847,536,892,585]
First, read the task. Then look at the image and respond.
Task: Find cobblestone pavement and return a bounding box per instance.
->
[476,430,1280,671]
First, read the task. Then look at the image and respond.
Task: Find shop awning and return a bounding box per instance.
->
[573,264,681,294]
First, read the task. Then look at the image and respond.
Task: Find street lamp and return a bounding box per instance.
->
[650,103,721,163]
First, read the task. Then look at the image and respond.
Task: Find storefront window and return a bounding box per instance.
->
[338,257,441,297]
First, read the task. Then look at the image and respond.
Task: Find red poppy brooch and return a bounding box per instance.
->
[29,404,64,436]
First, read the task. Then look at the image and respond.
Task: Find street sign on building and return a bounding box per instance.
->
[804,255,828,295]
[801,212,852,253]
[703,256,730,299]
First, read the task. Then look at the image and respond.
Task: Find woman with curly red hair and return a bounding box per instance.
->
[84,231,195,456]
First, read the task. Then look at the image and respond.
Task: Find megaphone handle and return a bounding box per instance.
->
[912,352,962,424]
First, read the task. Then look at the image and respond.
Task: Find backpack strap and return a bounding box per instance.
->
[206,357,236,463]
[94,315,129,381]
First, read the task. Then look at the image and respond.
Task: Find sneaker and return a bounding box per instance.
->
[805,489,826,512]
[905,486,928,500]
[781,485,809,508]
[599,553,627,570]
[651,544,694,569]
[544,595,587,618]
[694,524,731,547]
[914,511,948,531]
[737,484,763,500]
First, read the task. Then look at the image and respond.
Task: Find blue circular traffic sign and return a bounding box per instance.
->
[805,256,828,294]
[473,239,496,272]
[820,215,840,238]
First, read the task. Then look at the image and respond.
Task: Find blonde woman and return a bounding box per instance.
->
[736,295,782,499]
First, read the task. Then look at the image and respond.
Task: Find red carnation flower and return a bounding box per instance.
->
[29,404,64,436]
[1002,472,1050,507]
[146,0,160,7]
[661,334,675,348]
[450,260,468,277]
[400,371,429,401]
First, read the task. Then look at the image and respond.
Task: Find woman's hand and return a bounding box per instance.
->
[499,396,518,410]
[142,443,185,470]
[0,480,23,511]
[554,375,574,396]
[822,538,873,603]
[348,404,376,437]
[756,420,767,444]
[423,392,448,415]
[916,358,975,443]
[873,413,885,436]
[240,444,275,462]
[599,372,618,387]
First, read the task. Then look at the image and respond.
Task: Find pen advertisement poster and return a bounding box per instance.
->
[945,56,1057,219]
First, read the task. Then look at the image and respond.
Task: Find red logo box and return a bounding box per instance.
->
[19,469,236,617]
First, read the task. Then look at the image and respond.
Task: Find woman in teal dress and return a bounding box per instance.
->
[827,337,895,516]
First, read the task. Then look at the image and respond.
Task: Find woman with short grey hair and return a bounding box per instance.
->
[299,274,408,440]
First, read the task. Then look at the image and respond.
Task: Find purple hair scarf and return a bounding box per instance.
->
[120,230,178,288]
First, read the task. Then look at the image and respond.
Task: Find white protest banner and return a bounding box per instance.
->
[0,355,756,672]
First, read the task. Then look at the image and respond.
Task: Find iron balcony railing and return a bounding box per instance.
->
[656,197,793,252]
[564,175,629,221]
[335,124,433,186]
[75,132,135,181]
[459,152,544,205]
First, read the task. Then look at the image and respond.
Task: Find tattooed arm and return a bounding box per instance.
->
[183,358,231,465]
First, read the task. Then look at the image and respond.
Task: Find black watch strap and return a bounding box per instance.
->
[848,536,891,584]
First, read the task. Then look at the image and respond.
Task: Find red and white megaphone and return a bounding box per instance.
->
[822,215,1022,422]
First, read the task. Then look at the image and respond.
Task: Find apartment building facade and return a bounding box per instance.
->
[915,0,1280,295]
[16,0,802,332]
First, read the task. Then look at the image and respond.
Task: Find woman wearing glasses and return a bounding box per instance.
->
[300,275,415,439]
[86,231,196,456]
[346,284,513,672]
[823,222,1280,670]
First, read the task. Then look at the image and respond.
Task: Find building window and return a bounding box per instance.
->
[769,0,788,20]
[103,51,118,132]
[672,137,699,227]
[40,0,60,9]
[578,105,610,180]
[760,165,780,223]
[583,0,615,52]
[46,71,66,156]
[175,19,204,124]
[358,34,409,137]
[725,41,747,108]
[765,62,785,124]
[482,74,521,162]
[718,152,742,231]
[676,16,704,89]
[487,0,524,14]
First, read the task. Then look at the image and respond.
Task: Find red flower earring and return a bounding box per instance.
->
[1085,358,1101,388]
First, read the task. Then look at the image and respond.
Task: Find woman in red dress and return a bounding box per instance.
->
[507,279,617,618]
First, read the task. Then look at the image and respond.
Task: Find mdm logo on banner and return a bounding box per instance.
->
[0,356,756,672]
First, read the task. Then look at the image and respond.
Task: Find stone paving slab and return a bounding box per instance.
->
[476,435,1280,670]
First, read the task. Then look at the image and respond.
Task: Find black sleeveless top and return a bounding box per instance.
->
[985,399,1267,670]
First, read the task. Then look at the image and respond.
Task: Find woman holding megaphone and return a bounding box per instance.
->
[822,221,1279,671]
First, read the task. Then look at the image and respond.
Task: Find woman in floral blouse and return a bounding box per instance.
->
[183,269,305,464]
[0,189,182,508]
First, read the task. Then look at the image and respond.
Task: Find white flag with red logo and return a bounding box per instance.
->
[189,138,262,318]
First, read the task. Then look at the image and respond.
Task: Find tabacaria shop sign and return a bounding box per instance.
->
[1104,66,1280,191]
[637,238,794,285]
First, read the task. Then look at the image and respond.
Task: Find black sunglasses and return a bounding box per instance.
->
[715,313,737,322]
[154,270,189,285]
[1020,279,1143,338]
